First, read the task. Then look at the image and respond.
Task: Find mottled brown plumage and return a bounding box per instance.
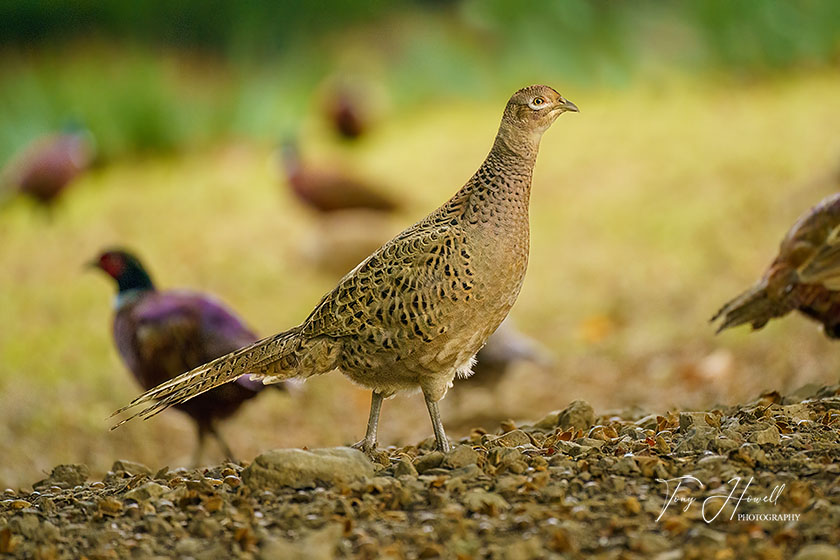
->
[713,193,840,337]
[113,85,578,453]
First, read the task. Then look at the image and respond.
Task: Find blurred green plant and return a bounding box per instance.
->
[1,0,838,163]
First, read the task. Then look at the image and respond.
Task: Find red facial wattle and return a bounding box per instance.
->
[100,254,125,279]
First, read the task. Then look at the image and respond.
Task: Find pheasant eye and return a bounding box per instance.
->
[529,97,547,110]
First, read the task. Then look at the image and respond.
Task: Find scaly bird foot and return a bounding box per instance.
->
[351,438,378,456]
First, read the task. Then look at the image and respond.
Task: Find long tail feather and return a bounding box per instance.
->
[110,328,301,429]
[710,280,791,333]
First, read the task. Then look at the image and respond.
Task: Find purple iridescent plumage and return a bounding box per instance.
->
[93,249,277,463]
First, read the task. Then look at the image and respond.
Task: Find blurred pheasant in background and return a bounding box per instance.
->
[1,125,95,208]
[113,85,578,454]
[461,318,554,391]
[449,318,554,420]
[324,82,369,140]
[299,209,400,277]
[279,139,401,214]
[713,193,840,338]
[91,249,279,464]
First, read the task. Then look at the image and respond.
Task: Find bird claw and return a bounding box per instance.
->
[351,438,378,456]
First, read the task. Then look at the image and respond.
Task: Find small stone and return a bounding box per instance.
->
[781,404,812,422]
[0,528,14,555]
[463,489,510,514]
[736,443,767,466]
[97,497,123,515]
[175,537,203,557]
[714,437,739,453]
[223,475,241,487]
[555,441,587,457]
[449,464,481,480]
[489,429,531,448]
[749,425,781,446]
[488,447,523,466]
[243,447,374,489]
[8,514,39,539]
[34,464,89,489]
[576,437,606,449]
[414,451,445,474]
[259,523,342,560]
[203,495,224,513]
[499,419,517,433]
[111,460,153,477]
[635,414,659,430]
[442,445,479,468]
[124,482,170,501]
[533,411,561,430]
[613,456,640,475]
[632,533,670,554]
[679,412,710,431]
[793,544,840,560]
[674,427,715,452]
[558,401,595,431]
[394,456,418,477]
[623,496,641,514]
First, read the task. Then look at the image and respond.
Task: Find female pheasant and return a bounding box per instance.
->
[113,85,578,453]
[279,139,400,214]
[713,193,840,337]
[1,127,94,208]
[92,249,276,463]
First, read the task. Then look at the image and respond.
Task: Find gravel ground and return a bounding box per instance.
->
[2,384,839,559]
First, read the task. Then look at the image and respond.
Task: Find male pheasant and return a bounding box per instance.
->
[92,249,277,463]
[113,85,578,453]
[713,193,840,338]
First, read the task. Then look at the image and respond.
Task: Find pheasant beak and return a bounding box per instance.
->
[558,98,579,113]
[84,259,101,271]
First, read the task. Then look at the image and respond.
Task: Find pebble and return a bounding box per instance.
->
[242,447,374,489]
[442,445,479,468]
[558,400,595,431]
[2,384,839,558]
[749,425,782,446]
[413,451,444,474]
[394,456,419,477]
[124,482,170,502]
[793,544,840,560]
[463,489,510,514]
[487,429,531,448]
[111,460,153,477]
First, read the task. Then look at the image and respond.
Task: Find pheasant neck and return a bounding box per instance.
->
[114,288,150,311]
[115,265,155,294]
[458,131,540,219]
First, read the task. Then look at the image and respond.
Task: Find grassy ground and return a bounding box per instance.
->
[1,71,839,489]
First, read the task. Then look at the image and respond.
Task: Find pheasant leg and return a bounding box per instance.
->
[352,391,383,454]
[425,396,450,453]
[192,425,207,467]
[208,423,235,461]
